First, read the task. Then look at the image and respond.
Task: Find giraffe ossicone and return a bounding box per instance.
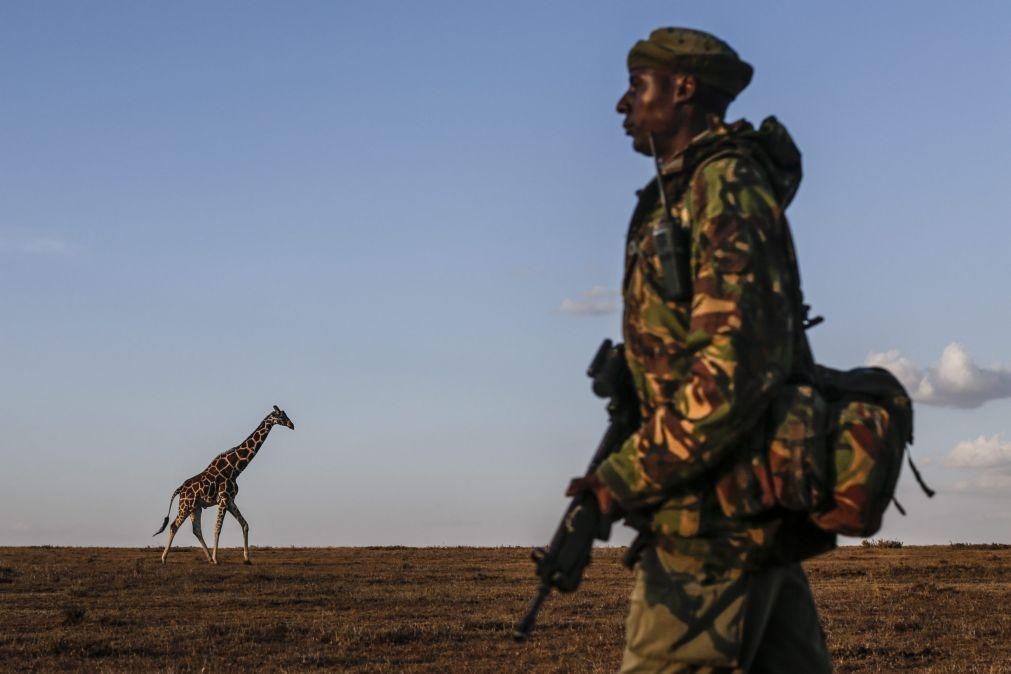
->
[154,405,294,565]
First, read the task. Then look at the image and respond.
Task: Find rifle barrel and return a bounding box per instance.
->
[513,583,550,641]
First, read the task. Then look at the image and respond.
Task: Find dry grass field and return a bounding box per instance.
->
[1,545,1009,672]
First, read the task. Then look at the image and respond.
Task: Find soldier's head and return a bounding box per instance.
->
[617,28,752,157]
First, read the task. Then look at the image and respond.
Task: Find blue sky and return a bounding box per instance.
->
[2,1,1010,547]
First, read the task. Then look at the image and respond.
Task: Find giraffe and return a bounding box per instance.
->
[153,405,294,565]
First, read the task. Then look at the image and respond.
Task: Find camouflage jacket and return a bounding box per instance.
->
[596,117,835,576]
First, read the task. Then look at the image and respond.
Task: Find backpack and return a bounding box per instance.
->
[759,192,935,537]
[659,119,934,538]
[766,364,934,538]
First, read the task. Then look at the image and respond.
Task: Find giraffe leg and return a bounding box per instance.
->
[226,501,251,565]
[161,507,191,564]
[190,509,212,563]
[211,501,227,565]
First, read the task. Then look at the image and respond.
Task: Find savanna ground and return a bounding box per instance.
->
[1,545,1009,672]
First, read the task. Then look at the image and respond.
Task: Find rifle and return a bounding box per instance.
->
[513,339,640,641]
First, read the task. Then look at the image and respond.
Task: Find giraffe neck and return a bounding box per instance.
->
[221,417,275,479]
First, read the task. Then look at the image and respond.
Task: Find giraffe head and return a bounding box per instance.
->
[269,405,295,430]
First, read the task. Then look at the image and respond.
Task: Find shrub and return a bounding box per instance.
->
[948,542,1010,550]
[860,539,903,548]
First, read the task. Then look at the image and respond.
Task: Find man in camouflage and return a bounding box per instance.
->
[567,28,835,672]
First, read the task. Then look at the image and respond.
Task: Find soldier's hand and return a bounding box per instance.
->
[565,474,615,515]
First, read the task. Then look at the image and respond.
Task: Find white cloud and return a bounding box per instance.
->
[0,233,75,257]
[950,469,1011,493]
[559,286,619,316]
[867,343,1011,409]
[945,434,1011,468]
[943,435,1011,496]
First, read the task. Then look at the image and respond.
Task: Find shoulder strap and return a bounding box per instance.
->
[780,222,820,384]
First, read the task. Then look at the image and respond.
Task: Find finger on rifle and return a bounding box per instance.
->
[565,477,586,497]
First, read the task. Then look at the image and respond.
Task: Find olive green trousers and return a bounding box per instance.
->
[620,550,831,673]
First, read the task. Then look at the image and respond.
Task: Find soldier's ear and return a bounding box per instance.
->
[671,73,697,105]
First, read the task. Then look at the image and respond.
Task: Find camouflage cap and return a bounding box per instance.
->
[627,27,753,99]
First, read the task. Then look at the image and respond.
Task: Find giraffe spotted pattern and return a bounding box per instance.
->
[154,405,294,565]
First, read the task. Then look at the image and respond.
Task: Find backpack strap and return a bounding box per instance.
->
[779,216,821,384]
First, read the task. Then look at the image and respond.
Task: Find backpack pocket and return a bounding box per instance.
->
[811,400,903,537]
[712,385,827,520]
[766,384,830,512]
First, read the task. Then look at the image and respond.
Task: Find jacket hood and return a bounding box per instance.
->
[681,116,803,209]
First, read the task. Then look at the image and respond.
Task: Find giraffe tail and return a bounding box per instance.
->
[153,489,180,536]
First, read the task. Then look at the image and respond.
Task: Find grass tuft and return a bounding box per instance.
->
[62,606,87,626]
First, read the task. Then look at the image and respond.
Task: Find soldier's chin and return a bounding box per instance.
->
[631,136,651,155]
